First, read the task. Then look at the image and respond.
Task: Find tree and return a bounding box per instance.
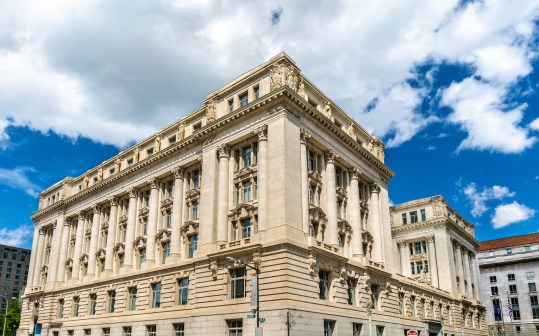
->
[0,300,21,336]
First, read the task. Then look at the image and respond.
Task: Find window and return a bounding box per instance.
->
[507,248,513,254]
[376,326,385,336]
[84,329,91,336]
[489,251,495,256]
[525,245,532,252]
[107,290,116,313]
[139,248,146,267]
[508,274,516,281]
[254,86,260,99]
[409,240,428,275]
[492,298,501,321]
[127,158,134,167]
[128,287,137,311]
[122,327,132,336]
[168,136,177,145]
[146,325,156,336]
[193,122,202,131]
[398,292,405,315]
[141,217,148,235]
[165,210,172,227]
[151,283,161,308]
[509,284,518,294]
[192,201,199,219]
[420,209,426,221]
[162,242,170,263]
[243,147,252,167]
[531,296,539,319]
[371,284,379,310]
[352,323,362,336]
[188,235,198,258]
[68,331,74,336]
[230,268,246,299]
[530,283,537,292]
[146,148,154,157]
[243,181,252,202]
[241,219,252,239]
[102,328,110,336]
[323,320,335,336]
[511,297,521,320]
[173,323,185,336]
[347,278,356,305]
[192,169,201,188]
[239,92,248,107]
[73,297,80,317]
[411,296,416,317]
[228,99,234,113]
[410,211,418,223]
[109,168,115,175]
[58,299,64,318]
[491,286,499,296]
[490,276,497,283]
[177,278,189,305]
[319,271,330,300]
[528,272,536,280]
[89,293,97,315]
[227,320,242,336]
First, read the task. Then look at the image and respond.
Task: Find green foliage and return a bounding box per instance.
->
[0,300,21,336]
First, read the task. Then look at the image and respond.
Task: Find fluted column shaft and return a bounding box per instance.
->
[350,169,362,258]
[463,250,472,297]
[71,214,85,280]
[26,226,41,290]
[47,215,64,285]
[399,241,408,276]
[55,220,71,285]
[370,184,383,262]
[104,199,119,273]
[87,206,101,276]
[216,145,230,243]
[256,125,268,232]
[32,229,46,288]
[427,236,439,288]
[124,190,138,270]
[325,150,338,246]
[455,243,465,295]
[146,180,159,265]
[300,130,310,234]
[170,169,184,259]
[471,255,480,299]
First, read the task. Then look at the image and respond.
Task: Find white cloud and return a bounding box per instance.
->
[462,182,515,217]
[492,201,536,229]
[0,0,538,151]
[0,224,32,246]
[530,118,539,131]
[0,167,41,197]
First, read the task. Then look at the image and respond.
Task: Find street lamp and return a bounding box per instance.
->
[226,257,261,333]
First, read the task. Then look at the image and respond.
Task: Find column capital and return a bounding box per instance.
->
[77,211,84,220]
[109,197,118,207]
[300,128,311,144]
[396,240,407,248]
[254,124,268,142]
[173,167,184,179]
[62,217,69,225]
[370,182,380,194]
[217,144,230,159]
[128,187,137,198]
[148,178,159,189]
[92,204,101,214]
[326,149,338,163]
[38,227,47,235]
[350,166,362,180]
[426,235,435,243]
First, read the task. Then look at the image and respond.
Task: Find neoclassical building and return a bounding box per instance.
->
[20,53,486,336]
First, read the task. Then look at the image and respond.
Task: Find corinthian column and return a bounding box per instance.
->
[463,249,473,297]
[455,242,465,295]
[104,197,119,274]
[300,129,310,234]
[349,167,363,258]
[255,125,268,232]
[370,183,383,262]
[55,218,71,285]
[170,168,184,261]
[471,254,480,299]
[146,178,160,266]
[398,240,408,276]
[427,235,439,288]
[26,225,41,291]
[47,214,64,286]
[87,205,101,277]
[71,213,85,281]
[216,144,230,243]
[124,188,138,271]
[32,228,46,289]
[325,149,338,246]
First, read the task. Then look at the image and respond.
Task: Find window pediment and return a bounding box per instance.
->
[156,229,171,243]
[138,206,149,217]
[181,221,199,237]
[80,253,89,263]
[134,236,147,249]
[185,188,200,201]
[114,242,125,254]
[119,214,128,224]
[85,228,92,238]
[160,198,173,209]
[235,165,258,181]
[100,222,109,232]
[65,258,73,268]
[229,203,256,221]
[96,248,106,259]
[309,205,327,224]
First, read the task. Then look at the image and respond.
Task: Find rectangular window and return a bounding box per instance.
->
[146,148,154,157]
[529,283,537,292]
[410,211,418,223]
[230,268,246,299]
[323,320,335,336]
[73,297,80,317]
[508,273,516,281]
[398,292,405,315]
[58,299,64,318]
[84,330,91,336]
[193,122,202,131]
[371,284,379,310]
[353,323,362,336]
[492,299,501,321]
[127,158,134,167]
[239,92,248,107]
[89,294,97,315]
[319,271,330,300]
[193,169,201,188]
[168,136,177,145]
[491,286,499,296]
[128,287,137,311]
[241,219,252,239]
[102,328,110,336]
[531,296,539,319]
[122,327,132,336]
[227,320,242,336]
[489,251,495,256]
[347,278,356,305]
[243,147,252,167]
[507,247,513,254]
[411,296,416,317]
[525,245,532,252]
[376,326,385,336]
[511,297,521,320]
[173,323,185,336]
[243,181,252,202]
[188,235,198,258]
[192,201,199,219]
[166,210,172,228]
[490,276,497,283]
[151,283,161,308]
[528,271,535,280]
[509,284,518,294]
[162,242,170,263]
[139,248,146,267]
[178,278,189,305]
[107,290,116,313]
[254,86,260,100]
[68,331,74,336]
[146,325,156,336]
[228,99,234,113]
[420,209,426,221]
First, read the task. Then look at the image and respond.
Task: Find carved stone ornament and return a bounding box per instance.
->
[205,98,217,123]
[133,146,140,163]
[134,236,147,249]
[347,122,357,141]
[350,167,362,180]
[254,124,268,141]
[269,62,298,92]
[148,178,159,189]
[128,187,137,198]
[308,253,317,274]
[115,158,121,172]
[97,168,103,182]
[217,144,230,159]
[368,137,385,163]
[154,136,161,152]
[297,77,306,99]
[370,182,380,194]
[326,149,338,164]
[173,168,184,179]
[426,235,435,243]
[178,122,186,141]
[433,199,447,217]
[109,197,118,207]
[252,251,262,270]
[210,260,218,280]
[92,204,101,214]
[323,101,334,122]
[300,128,311,145]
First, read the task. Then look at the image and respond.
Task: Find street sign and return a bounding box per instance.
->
[35,323,43,335]
[406,330,418,336]
[247,314,256,318]
[259,318,266,323]
[251,309,257,314]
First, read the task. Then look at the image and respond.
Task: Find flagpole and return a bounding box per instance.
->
[507,292,514,336]
[500,299,505,336]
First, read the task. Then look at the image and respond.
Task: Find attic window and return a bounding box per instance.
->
[127,158,134,167]
[109,168,115,175]
[146,148,154,156]
[193,122,202,131]
[168,136,177,145]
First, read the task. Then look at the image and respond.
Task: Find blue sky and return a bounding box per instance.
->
[0,0,538,248]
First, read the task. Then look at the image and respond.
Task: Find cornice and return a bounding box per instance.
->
[391,218,479,248]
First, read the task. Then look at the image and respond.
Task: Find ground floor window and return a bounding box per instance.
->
[323,320,335,336]
[173,323,185,336]
[227,320,243,336]
[146,325,157,336]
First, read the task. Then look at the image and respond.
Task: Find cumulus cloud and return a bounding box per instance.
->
[0,224,32,246]
[0,0,538,151]
[0,167,41,197]
[492,201,536,229]
[462,183,515,217]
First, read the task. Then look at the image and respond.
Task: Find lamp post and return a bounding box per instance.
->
[1,295,8,336]
[226,257,261,333]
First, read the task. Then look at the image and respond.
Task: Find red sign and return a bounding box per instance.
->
[407,330,419,336]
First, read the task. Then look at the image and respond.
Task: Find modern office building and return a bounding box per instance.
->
[0,244,31,313]
[478,233,539,335]
[20,53,487,336]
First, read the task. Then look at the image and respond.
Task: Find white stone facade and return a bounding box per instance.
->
[21,53,487,336]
